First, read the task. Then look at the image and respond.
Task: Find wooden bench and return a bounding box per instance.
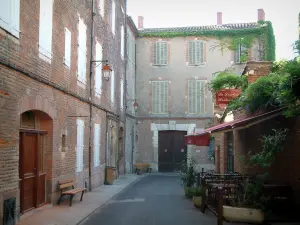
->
[134,163,152,174]
[57,179,87,206]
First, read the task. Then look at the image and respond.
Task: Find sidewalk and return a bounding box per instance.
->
[17,174,143,225]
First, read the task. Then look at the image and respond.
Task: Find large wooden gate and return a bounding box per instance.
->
[158,131,187,172]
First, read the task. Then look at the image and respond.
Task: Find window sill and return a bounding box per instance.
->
[151,64,168,68]
[187,63,206,68]
[77,79,86,89]
[0,27,20,40]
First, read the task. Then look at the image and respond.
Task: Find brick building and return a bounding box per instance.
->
[0,0,126,222]
[134,9,270,172]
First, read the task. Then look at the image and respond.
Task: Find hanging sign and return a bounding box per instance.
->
[216,89,241,105]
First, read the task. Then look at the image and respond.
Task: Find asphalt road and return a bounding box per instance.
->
[80,173,219,225]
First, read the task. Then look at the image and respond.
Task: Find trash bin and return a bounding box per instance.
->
[105,166,117,185]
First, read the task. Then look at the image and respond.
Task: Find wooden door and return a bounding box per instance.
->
[172,131,187,171]
[19,132,46,213]
[20,133,37,212]
[158,131,187,172]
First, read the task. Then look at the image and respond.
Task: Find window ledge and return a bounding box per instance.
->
[77,79,86,89]
[187,63,206,68]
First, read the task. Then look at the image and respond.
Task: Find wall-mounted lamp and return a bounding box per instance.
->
[92,60,112,82]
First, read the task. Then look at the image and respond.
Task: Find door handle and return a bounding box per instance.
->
[33,168,37,174]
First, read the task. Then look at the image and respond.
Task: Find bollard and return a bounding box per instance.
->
[217,187,223,225]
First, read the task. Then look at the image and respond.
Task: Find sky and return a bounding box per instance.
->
[127,0,300,60]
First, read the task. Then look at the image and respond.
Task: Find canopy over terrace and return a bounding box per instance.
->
[185,108,283,146]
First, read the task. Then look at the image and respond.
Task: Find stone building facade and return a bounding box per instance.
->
[134,10,268,172]
[0,0,126,222]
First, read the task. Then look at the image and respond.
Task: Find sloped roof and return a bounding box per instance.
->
[138,22,262,35]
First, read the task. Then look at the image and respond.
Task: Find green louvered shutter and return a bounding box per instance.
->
[153,41,168,65]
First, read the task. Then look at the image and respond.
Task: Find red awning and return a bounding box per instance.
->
[185,108,283,146]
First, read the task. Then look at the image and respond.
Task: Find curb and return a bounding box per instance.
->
[77,174,146,225]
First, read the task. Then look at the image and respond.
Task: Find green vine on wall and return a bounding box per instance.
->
[138,21,276,61]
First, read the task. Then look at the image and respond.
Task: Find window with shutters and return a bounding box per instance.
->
[0,0,20,38]
[99,0,105,18]
[120,25,124,58]
[120,79,124,110]
[64,28,71,67]
[151,81,169,114]
[78,18,87,85]
[153,41,168,66]
[95,42,103,96]
[111,0,116,35]
[94,124,101,167]
[187,80,206,114]
[39,0,54,61]
[76,119,84,172]
[188,40,204,66]
[234,44,248,63]
[111,71,115,104]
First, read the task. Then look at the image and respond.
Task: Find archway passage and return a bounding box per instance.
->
[19,110,53,213]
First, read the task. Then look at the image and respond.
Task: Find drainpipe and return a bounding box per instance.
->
[88,0,96,192]
[123,1,128,173]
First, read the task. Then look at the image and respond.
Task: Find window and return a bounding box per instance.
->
[187,80,205,114]
[153,41,168,66]
[78,18,87,85]
[94,124,101,167]
[111,0,116,35]
[64,28,71,67]
[39,0,54,61]
[62,134,66,152]
[188,40,204,66]
[99,0,105,18]
[111,71,115,104]
[95,42,103,96]
[76,119,84,172]
[151,81,169,114]
[0,0,20,37]
[120,25,124,58]
[120,79,124,110]
[235,44,248,63]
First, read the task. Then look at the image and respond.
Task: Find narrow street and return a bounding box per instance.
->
[80,174,218,225]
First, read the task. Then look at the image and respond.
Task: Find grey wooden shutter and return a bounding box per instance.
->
[152,81,168,114]
[188,80,205,114]
[235,44,241,63]
[161,42,168,65]
[188,41,195,65]
[153,42,159,65]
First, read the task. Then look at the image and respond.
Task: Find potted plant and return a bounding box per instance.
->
[192,186,204,208]
[178,155,196,197]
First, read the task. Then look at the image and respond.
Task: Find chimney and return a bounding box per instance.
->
[258,9,265,21]
[217,12,222,25]
[138,16,144,29]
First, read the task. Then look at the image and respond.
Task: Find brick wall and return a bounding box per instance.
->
[0,0,125,222]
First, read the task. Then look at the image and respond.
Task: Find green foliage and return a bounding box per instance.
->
[138,21,276,61]
[210,71,248,91]
[227,73,284,113]
[249,128,289,168]
[179,155,196,187]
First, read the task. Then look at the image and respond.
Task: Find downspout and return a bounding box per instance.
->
[88,0,96,192]
[123,1,128,173]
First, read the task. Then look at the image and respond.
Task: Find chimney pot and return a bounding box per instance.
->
[258,9,265,21]
[217,12,222,25]
[138,16,144,29]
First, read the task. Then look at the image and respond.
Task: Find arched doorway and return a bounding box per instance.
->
[19,110,53,213]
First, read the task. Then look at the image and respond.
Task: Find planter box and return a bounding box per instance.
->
[223,206,264,224]
[192,196,202,208]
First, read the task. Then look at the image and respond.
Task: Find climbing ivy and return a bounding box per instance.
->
[138,21,276,61]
